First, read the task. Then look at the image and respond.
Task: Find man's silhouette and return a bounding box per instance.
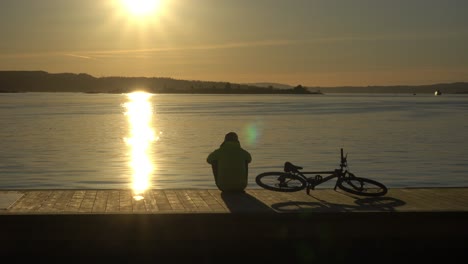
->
[207,132,252,192]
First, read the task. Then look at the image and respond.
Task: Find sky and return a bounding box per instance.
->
[0,0,467,87]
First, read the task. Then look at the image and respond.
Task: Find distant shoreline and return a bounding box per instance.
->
[0,71,320,95]
[0,90,324,95]
[1,71,467,94]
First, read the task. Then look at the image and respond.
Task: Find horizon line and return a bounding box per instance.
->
[0,69,467,88]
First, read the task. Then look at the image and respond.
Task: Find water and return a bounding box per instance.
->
[1,92,467,190]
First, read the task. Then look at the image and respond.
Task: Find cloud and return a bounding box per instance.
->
[81,39,296,56]
[2,30,465,59]
[307,31,468,43]
[0,39,295,59]
[64,54,96,60]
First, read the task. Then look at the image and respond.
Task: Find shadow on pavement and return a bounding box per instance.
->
[220,191,274,213]
[271,196,406,212]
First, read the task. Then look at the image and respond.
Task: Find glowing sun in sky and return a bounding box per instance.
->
[120,0,162,17]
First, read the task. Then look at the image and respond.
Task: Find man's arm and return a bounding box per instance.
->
[207,150,217,164]
[245,151,252,175]
[246,151,252,163]
[207,150,218,182]
[211,161,218,182]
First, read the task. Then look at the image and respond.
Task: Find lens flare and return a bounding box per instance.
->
[123,91,157,199]
[244,121,263,146]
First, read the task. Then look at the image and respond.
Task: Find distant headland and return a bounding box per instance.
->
[0,71,467,94]
[0,71,320,94]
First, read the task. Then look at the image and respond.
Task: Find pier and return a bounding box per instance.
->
[1,187,468,261]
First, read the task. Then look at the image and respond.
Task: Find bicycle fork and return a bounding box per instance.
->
[333,170,344,191]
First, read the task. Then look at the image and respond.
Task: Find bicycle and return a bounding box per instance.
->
[255,148,388,197]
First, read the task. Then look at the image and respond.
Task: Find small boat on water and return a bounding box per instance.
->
[435,90,442,96]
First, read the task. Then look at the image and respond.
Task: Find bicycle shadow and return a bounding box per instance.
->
[271,194,406,213]
[220,191,274,213]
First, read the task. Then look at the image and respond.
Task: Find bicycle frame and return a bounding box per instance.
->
[285,148,350,194]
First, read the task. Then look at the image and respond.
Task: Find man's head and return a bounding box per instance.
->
[224,132,239,142]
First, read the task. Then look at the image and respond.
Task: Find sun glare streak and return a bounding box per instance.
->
[123,91,157,200]
[121,0,162,17]
[114,0,165,23]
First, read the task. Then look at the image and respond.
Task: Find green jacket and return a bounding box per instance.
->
[207,141,252,192]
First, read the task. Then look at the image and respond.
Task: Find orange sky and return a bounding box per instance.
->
[0,0,467,86]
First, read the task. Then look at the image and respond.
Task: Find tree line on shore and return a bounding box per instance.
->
[1,71,467,94]
[0,71,320,94]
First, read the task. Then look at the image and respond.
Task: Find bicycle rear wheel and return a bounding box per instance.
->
[256,172,306,192]
[338,173,387,197]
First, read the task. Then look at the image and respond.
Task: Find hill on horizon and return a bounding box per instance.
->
[244,82,294,89]
[0,70,467,94]
[0,70,316,94]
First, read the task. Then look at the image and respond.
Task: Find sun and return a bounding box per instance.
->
[109,0,173,28]
[120,0,162,17]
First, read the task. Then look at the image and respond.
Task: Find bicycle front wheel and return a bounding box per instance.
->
[256,172,306,192]
[338,173,388,197]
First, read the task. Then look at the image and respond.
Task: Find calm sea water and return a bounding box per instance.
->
[1,92,467,190]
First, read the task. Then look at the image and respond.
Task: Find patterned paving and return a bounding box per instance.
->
[2,187,467,214]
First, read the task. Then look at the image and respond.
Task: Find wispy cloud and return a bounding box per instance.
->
[64,53,96,60]
[82,39,297,56]
[307,31,468,43]
[0,51,96,59]
[2,31,465,59]
[0,39,295,59]
[0,52,59,59]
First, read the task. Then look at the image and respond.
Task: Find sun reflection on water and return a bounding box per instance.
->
[123,91,158,200]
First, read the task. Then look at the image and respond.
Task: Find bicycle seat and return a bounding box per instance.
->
[284,162,303,173]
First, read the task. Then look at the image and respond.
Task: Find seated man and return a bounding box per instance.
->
[207,132,252,192]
